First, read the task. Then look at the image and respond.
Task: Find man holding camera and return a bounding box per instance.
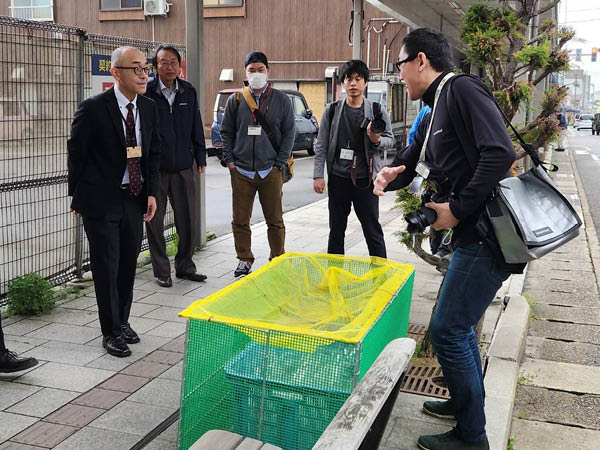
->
[313,59,393,258]
[373,29,515,450]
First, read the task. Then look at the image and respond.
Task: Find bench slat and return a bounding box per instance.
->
[311,338,416,450]
[236,437,263,450]
[189,430,243,450]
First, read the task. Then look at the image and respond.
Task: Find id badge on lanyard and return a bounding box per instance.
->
[248,125,262,136]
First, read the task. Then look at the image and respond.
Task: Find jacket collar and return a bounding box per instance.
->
[422,71,451,108]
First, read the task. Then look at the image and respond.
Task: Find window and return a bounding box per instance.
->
[291,96,306,116]
[204,0,243,7]
[100,0,142,11]
[10,0,54,22]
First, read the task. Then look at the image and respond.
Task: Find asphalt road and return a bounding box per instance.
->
[569,127,600,238]
[205,151,324,238]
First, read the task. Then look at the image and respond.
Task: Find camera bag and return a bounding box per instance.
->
[446,75,582,269]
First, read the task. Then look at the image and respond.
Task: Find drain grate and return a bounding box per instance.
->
[407,324,427,335]
[400,364,450,399]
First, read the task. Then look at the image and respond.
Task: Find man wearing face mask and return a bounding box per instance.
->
[220,51,295,277]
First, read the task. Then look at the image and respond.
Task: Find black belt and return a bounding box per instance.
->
[120,184,129,190]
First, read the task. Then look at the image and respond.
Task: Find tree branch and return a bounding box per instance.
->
[537,0,561,16]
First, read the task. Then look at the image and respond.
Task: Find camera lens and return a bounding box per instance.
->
[371,117,386,134]
[405,206,438,234]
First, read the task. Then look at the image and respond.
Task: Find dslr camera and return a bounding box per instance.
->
[360,102,386,134]
[404,161,452,235]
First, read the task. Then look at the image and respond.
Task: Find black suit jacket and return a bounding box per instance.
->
[68,87,161,219]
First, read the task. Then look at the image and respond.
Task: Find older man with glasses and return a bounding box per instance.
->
[68,46,161,357]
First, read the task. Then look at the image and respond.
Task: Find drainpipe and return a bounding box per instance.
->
[352,0,363,60]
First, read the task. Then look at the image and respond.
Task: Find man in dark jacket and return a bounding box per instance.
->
[220,51,295,277]
[145,45,207,287]
[373,29,515,450]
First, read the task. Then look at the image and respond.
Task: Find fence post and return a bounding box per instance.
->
[74,29,85,277]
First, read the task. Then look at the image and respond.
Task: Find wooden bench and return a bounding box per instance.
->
[190,337,416,450]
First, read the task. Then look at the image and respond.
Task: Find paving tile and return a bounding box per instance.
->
[98,374,150,393]
[0,442,47,449]
[58,297,98,310]
[144,321,186,339]
[16,362,113,393]
[11,421,77,448]
[137,292,197,309]
[6,388,79,418]
[20,341,105,366]
[142,350,183,366]
[85,334,170,356]
[85,289,151,302]
[158,362,183,381]
[33,308,98,326]
[155,419,179,442]
[141,306,187,323]
[128,302,161,317]
[84,351,145,372]
[84,316,163,334]
[136,280,198,296]
[52,426,140,450]
[159,335,186,353]
[44,403,105,427]
[142,439,177,450]
[3,320,51,337]
[121,360,170,378]
[88,400,175,436]
[0,412,39,443]
[0,381,41,410]
[0,362,47,383]
[127,378,181,409]
[24,323,101,345]
[71,388,129,410]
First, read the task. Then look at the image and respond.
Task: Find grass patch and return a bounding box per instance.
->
[507,436,516,450]
[517,373,535,385]
[522,291,537,319]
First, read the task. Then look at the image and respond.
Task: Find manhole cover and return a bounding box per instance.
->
[400,364,450,399]
[407,324,427,335]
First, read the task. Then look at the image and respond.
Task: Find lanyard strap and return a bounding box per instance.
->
[419,72,455,162]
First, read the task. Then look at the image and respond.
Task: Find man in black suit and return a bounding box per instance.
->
[68,46,161,357]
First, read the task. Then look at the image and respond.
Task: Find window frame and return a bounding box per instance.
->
[9,0,54,22]
[204,0,244,8]
[99,0,143,12]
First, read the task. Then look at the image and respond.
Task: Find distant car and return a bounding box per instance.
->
[0,99,33,141]
[210,88,319,156]
[577,114,594,131]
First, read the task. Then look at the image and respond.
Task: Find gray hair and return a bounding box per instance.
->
[110,46,139,68]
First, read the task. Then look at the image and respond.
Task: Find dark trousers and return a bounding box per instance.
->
[146,168,197,278]
[230,167,285,262]
[430,243,510,442]
[83,191,144,338]
[327,174,387,258]
[0,315,5,352]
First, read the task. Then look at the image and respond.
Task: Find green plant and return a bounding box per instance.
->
[53,286,81,302]
[522,292,537,319]
[518,373,535,385]
[507,436,516,450]
[7,274,56,316]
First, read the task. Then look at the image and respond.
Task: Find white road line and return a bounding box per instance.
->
[575,150,589,155]
[556,174,574,177]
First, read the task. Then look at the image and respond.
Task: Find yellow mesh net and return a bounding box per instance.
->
[180,253,414,344]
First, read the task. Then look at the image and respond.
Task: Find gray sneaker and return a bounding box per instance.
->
[234,260,252,278]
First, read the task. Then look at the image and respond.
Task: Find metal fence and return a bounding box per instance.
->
[0,15,184,302]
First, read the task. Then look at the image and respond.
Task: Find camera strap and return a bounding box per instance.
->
[410,72,455,194]
[350,100,379,189]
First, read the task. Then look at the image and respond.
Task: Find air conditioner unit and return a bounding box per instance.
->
[144,0,169,16]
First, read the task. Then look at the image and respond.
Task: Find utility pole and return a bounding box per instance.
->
[352,0,363,60]
[185,0,206,248]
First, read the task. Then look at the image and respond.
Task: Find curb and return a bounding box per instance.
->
[485,294,531,450]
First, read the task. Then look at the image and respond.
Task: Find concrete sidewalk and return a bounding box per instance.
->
[509,137,600,449]
[1,185,517,449]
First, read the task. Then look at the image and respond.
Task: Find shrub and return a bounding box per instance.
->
[7,273,55,316]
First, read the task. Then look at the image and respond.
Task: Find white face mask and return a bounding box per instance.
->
[247,72,267,90]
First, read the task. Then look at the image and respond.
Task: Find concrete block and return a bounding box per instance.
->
[0,412,39,443]
[510,418,600,450]
[6,387,79,418]
[519,358,600,395]
[484,394,513,450]
[88,400,174,436]
[127,378,181,409]
[484,357,518,400]
[488,295,530,362]
[17,362,113,392]
[52,426,140,450]
[0,381,41,410]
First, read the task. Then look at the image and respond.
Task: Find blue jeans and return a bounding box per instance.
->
[430,242,509,442]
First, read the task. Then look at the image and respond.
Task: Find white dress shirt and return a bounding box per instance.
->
[159,78,178,107]
[114,85,142,185]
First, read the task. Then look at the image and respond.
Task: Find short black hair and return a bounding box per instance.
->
[402,28,454,72]
[339,59,369,83]
[152,45,182,68]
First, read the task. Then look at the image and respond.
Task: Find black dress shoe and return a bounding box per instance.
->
[156,276,173,287]
[121,323,140,344]
[176,272,207,282]
[102,336,131,357]
[0,349,38,373]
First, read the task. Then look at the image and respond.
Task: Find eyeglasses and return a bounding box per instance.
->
[395,54,417,72]
[115,66,151,76]
[158,61,180,68]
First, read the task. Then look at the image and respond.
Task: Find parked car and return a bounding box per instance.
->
[0,99,33,141]
[577,113,594,131]
[210,88,319,156]
[593,113,600,136]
